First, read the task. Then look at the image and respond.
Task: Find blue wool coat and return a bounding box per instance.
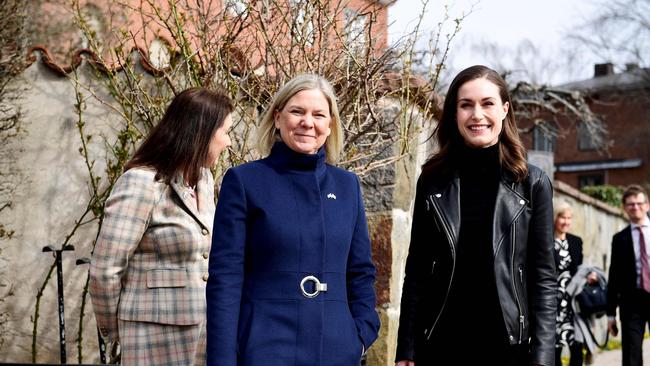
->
[206,142,380,366]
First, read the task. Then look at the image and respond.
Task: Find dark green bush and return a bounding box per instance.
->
[581,185,624,207]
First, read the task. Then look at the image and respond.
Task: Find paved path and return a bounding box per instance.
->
[591,338,650,366]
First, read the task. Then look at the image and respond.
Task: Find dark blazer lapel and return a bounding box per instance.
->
[621,226,637,282]
[430,176,461,248]
[493,180,528,255]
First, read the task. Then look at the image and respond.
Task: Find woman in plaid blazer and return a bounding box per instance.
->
[206,74,380,366]
[89,88,233,366]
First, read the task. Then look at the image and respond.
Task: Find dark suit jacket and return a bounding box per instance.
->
[607,226,638,316]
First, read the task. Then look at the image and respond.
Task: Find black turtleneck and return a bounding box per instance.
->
[457,142,501,244]
[434,143,509,353]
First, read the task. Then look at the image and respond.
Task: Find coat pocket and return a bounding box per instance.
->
[237,301,298,366]
[345,307,364,365]
[146,268,188,288]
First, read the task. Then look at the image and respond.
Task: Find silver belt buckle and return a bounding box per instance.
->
[300,275,328,298]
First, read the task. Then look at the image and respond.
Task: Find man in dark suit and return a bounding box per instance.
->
[607,185,650,366]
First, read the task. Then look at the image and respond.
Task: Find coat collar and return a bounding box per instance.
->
[170,168,213,230]
[428,170,527,256]
[267,141,327,175]
[492,179,528,255]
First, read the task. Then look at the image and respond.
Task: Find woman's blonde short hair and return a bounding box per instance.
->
[257,74,343,164]
[554,200,573,220]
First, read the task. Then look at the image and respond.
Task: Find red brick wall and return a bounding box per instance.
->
[34,0,390,71]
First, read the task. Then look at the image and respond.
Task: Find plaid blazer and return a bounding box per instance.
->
[90,167,215,342]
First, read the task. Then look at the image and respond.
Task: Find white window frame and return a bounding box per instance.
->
[224,0,248,17]
[290,0,315,47]
[344,8,367,54]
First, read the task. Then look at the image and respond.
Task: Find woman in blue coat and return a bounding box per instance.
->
[206,74,380,366]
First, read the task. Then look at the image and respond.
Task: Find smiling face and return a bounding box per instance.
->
[623,193,650,225]
[274,88,331,155]
[456,77,509,148]
[205,113,232,167]
[554,210,573,237]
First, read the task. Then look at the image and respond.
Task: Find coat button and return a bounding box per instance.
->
[519,199,525,205]
[202,274,209,282]
[203,252,209,259]
[201,228,209,235]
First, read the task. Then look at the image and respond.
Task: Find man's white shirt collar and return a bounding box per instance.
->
[632,217,650,230]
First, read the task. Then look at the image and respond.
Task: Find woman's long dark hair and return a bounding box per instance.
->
[125,87,233,187]
[423,65,528,181]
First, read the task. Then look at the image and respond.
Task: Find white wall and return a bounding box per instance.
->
[1,58,125,363]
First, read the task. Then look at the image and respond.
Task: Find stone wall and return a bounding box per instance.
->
[0,58,125,363]
[364,114,434,366]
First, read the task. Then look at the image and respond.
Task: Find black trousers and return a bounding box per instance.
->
[620,290,650,366]
[416,332,530,365]
[415,346,530,365]
[555,342,583,366]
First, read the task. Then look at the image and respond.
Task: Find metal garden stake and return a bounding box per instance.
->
[42,244,75,364]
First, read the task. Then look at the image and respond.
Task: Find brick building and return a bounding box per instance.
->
[521,63,650,190]
[33,0,395,74]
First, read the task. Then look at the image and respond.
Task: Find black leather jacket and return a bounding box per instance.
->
[396,164,557,366]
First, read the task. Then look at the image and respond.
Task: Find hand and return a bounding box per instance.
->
[396,361,415,366]
[608,319,619,337]
[586,271,598,285]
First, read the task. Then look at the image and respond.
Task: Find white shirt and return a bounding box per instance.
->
[630,217,650,288]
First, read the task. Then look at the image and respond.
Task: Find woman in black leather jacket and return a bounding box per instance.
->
[395,65,557,366]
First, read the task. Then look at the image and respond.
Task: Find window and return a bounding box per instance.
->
[532,122,556,152]
[225,0,248,17]
[578,173,605,188]
[290,0,315,47]
[148,39,171,69]
[577,122,600,151]
[79,5,106,50]
[344,8,367,53]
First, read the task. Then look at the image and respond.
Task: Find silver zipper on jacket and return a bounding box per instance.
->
[425,194,456,340]
[507,181,527,344]
[511,223,524,344]
[518,264,525,340]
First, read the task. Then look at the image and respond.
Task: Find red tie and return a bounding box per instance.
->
[638,227,650,293]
